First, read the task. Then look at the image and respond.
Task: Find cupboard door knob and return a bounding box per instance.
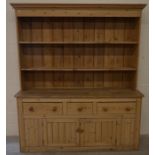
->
[76,128,84,133]
[102,107,108,112]
[125,107,131,112]
[76,128,81,133]
[29,106,34,112]
[52,106,57,112]
[78,107,83,112]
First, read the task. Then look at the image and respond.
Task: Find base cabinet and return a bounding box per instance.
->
[17,98,141,152]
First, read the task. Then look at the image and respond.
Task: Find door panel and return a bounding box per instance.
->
[24,118,45,147]
[80,119,117,147]
[46,119,79,147]
[121,119,135,148]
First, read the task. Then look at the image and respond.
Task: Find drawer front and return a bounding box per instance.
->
[23,102,63,116]
[96,102,136,114]
[66,102,93,115]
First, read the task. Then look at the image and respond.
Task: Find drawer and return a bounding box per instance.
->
[96,102,136,114]
[66,102,93,115]
[23,102,63,116]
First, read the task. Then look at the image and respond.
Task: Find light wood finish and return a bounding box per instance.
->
[23,102,63,116]
[46,119,79,147]
[15,89,143,98]
[17,16,140,90]
[79,119,118,147]
[66,102,93,115]
[16,99,26,152]
[96,102,136,114]
[11,4,145,17]
[121,119,135,149]
[24,118,45,147]
[12,3,145,152]
[19,41,138,44]
[134,98,142,149]
[16,98,142,151]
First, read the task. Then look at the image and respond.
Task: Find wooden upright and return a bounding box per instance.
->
[11,3,145,152]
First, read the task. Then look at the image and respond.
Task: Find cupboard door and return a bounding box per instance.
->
[46,119,79,147]
[79,119,118,147]
[24,118,45,147]
[121,119,135,148]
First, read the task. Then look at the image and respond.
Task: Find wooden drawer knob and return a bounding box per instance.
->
[76,128,80,133]
[76,128,84,133]
[77,107,83,112]
[125,107,131,112]
[102,107,108,112]
[52,106,57,112]
[80,129,84,133]
[29,106,34,112]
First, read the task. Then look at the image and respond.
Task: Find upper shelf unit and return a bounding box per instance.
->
[18,17,140,43]
[12,3,146,90]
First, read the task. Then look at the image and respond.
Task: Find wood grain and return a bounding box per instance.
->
[13,4,145,152]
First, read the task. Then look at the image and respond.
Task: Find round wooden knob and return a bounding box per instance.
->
[80,129,84,133]
[77,107,83,112]
[125,107,131,112]
[76,128,84,133]
[102,107,108,112]
[29,106,34,112]
[52,106,57,112]
[76,128,81,133]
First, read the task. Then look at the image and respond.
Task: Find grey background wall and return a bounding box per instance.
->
[6,0,149,136]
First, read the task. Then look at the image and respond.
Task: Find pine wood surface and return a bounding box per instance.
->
[11,3,145,17]
[17,17,140,90]
[12,3,146,152]
[17,98,141,151]
[15,88,143,98]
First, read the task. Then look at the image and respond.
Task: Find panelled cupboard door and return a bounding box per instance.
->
[121,119,135,148]
[24,118,45,147]
[79,119,118,147]
[46,119,79,147]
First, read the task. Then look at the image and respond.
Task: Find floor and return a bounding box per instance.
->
[6,135,149,155]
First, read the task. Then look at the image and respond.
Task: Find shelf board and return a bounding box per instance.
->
[21,68,136,71]
[19,41,138,45]
[15,88,144,98]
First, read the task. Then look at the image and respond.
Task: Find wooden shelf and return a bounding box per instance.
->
[21,68,136,71]
[15,88,143,98]
[18,10,140,90]
[19,41,138,45]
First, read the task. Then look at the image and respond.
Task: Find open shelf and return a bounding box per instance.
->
[21,68,136,71]
[22,71,136,89]
[19,41,138,45]
[18,16,140,90]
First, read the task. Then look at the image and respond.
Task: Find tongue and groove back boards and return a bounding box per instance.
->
[18,16,139,90]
